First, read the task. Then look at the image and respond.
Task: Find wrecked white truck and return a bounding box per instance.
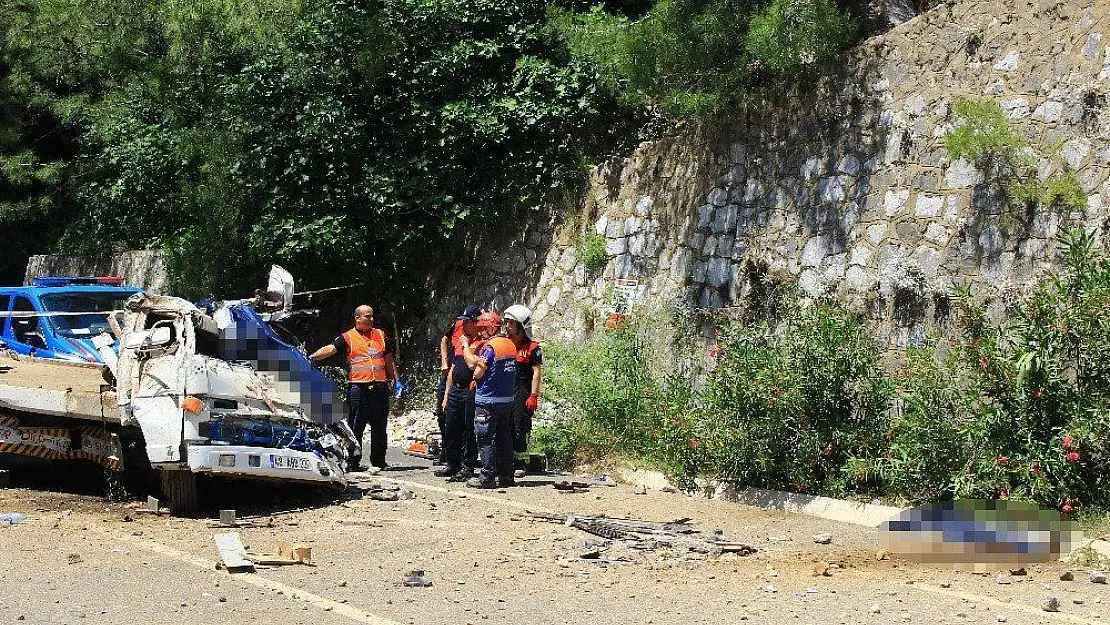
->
[0,283,355,514]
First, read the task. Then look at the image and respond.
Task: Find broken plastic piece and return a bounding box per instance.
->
[403,570,432,587]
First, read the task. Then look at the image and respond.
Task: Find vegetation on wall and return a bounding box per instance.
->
[944,98,1087,218]
[535,230,1110,514]
[548,0,859,116]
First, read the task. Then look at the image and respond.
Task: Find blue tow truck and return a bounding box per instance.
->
[0,277,142,362]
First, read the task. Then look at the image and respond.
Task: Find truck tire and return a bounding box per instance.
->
[160,469,199,516]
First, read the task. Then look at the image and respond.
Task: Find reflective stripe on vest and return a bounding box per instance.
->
[344,328,388,383]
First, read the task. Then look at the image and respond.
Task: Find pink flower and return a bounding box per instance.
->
[1062,434,1075,450]
[1062,503,1074,514]
[997,455,1009,465]
[1066,451,1080,462]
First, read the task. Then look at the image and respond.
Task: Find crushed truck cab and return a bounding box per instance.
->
[109,293,353,503]
[0,274,354,514]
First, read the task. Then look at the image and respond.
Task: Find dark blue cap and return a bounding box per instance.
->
[458,305,480,320]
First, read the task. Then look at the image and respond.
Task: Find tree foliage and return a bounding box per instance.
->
[0,0,635,305]
[549,0,859,116]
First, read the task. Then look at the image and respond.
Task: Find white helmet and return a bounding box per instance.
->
[503,304,532,329]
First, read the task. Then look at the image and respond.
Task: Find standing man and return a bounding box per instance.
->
[310,305,398,472]
[435,309,486,481]
[502,305,541,477]
[435,306,480,465]
[469,315,518,489]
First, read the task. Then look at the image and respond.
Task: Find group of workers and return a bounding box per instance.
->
[310,302,541,489]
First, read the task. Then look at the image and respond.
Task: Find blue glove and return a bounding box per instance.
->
[392,379,404,398]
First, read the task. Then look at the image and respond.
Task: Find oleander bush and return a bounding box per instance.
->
[537,229,1110,514]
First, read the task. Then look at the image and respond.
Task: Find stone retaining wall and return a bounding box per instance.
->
[427,0,1110,351]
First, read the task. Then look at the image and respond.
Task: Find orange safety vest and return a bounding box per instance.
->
[343,327,388,383]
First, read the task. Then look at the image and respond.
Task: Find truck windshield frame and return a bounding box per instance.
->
[40,290,138,338]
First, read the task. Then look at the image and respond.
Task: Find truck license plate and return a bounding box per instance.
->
[269,454,312,471]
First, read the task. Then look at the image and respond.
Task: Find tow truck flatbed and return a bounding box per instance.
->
[0,353,121,423]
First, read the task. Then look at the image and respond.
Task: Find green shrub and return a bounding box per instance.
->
[534,322,690,470]
[745,0,858,75]
[575,231,609,272]
[686,300,891,494]
[1011,171,1087,211]
[944,98,1027,164]
[539,231,1110,514]
[945,98,1088,216]
[853,229,1110,511]
[549,0,862,117]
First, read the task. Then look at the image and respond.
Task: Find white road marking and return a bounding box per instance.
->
[133,535,403,625]
[909,582,1104,625]
[372,475,557,514]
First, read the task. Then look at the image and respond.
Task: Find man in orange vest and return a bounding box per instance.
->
[310,305,398,472]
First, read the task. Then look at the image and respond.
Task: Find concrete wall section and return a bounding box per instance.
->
[25,250,167,292]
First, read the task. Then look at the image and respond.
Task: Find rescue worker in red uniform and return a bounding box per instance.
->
[435,309,488,481]
[310,305,398,472]
[501,305,541,477]
[434,306,480,465]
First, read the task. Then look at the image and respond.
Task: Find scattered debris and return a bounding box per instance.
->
[213,532,255,573]
[137,496,167,516]
[813,561,831,577]
[813,533,833,545]
[1042,596,1060,612]
[362,483,414,502]
[875,550,890,561]
[206,515,274,529]
[633,484,648,495]
[995,573,1010,585]
[246,541,314,566]
[1091,571,1107,584]
[337,519,389,528]
[1060,571,1075,581]
[1008,567,1026,576]
[51,509,72,529]
[66,553,82,564]
[403,440,439,460]
[763,585,778,593]
[591,475,617,488]
[553,481,589,493]
[0,512,27,526]
[528,512,753,558]
[402,570,432,587]
[869,604,881,614]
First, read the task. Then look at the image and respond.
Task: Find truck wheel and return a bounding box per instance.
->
[160,469,199,516]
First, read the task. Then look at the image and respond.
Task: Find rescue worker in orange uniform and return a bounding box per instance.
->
[310,305,398,472]
[434,306,480,465]
[468,311,519,488]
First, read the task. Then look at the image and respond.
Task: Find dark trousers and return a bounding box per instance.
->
[511,390,534,454]
[434,371,448,460]
[475,403,513,483]
[347,382,389,468]
[442,385,478,470]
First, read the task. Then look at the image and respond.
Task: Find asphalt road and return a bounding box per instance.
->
[1,450,1106,625]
